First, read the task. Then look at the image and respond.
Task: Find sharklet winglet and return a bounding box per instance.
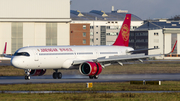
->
[171,40,177,53]
[3,42,7,54]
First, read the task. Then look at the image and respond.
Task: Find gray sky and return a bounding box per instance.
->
[71,0,180,20]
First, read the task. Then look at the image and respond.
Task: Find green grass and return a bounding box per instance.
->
[1,62,180,100]
[0,93,180,101]
[1,81,180,91]
[1,63,180,76]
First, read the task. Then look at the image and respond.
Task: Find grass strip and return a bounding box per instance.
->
[1,81,180,91]
[0,92,180,101]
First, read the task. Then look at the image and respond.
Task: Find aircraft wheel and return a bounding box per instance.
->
[57,72,62,79]
[89,76,93,79]
[94,75,98,79]
[53,72,57,79]
[25,76,30,80]
[27,76,30,80]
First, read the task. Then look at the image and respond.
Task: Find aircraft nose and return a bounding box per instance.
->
[11,58,20,68]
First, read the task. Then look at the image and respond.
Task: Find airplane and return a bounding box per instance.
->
[2,14,176,80]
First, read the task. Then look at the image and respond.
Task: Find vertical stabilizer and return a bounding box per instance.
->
[113,14,131,46]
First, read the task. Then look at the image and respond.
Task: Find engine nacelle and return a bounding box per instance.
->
[79,62,102,76]
[30,69,46,76]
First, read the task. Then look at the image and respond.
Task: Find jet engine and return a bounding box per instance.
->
[79,62,102,76]
[30,69,46,76]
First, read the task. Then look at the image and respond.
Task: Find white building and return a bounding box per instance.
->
[0,0,71,54]
[70,10,143,45]
[132,20,180,59]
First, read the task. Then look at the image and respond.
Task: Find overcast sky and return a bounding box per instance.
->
[71,0,180,20]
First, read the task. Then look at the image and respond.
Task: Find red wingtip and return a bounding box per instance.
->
[3,42,7,54]
[171,40,177,53]
[113,14,131,46]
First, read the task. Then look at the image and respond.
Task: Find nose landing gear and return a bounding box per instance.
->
[24,69,31,80]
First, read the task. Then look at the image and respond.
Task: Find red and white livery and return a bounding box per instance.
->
[2,14,173,80]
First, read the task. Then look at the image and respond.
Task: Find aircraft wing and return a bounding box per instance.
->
[97,54,161,63]
[73,40,177,66]
[1,42,13,58]
[127,48,159,53]
[3,54,13,58]
[72,53,161,65]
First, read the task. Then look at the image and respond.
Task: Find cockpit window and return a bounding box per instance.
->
[14,52,30,56]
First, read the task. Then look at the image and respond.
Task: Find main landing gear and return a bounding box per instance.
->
[24,69,31,80]
[89,75,99,79]
[53,69,62,79]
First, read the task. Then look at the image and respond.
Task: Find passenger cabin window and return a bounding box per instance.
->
[14,52,30,56]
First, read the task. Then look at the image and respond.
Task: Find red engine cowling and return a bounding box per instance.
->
[30,69,46,76]
[79,62,102,76]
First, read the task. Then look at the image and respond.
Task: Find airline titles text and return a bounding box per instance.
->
[40,48,73,52]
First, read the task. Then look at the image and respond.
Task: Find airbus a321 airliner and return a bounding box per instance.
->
[2,14,176,80]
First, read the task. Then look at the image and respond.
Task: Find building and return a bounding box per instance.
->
[70,9,143,45]
[70,23,90,45]
[0,0,71,55]
[131,20,180,59]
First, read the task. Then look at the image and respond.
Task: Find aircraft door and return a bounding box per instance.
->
[33,49,39,61]
[74,51,77,58]
[95,49,99,58]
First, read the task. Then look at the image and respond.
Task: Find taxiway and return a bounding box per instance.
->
[0,73,180,84]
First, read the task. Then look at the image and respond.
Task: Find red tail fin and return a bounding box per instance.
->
[113,14,131,46]
[3,42,7,54]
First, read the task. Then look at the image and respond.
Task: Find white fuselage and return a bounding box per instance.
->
[11,45,134,69]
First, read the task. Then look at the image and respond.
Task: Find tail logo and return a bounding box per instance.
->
[121,24,130,41]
